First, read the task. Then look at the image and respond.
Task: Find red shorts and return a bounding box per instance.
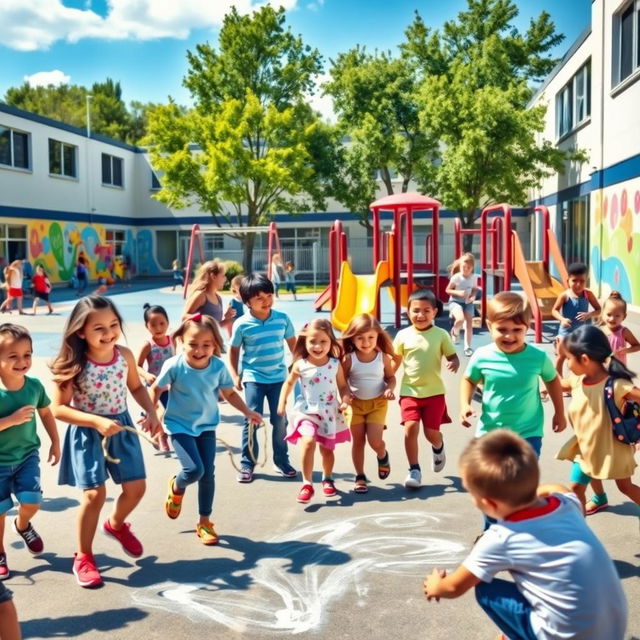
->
[8,287,23,298]
[399,394,451,430]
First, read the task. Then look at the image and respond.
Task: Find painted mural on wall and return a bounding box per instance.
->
[591,178,640,306]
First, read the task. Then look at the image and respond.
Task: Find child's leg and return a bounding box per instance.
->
[319,444,335,479]
[475,579,536,640]
[241,382,266,469]
[265,382,292,470]
[423,426,443,449]
[77,485,107,554]
[614,477,640,505]
[171,433,205,493]
[403,421,420,466]
[463,310,474,349]
[109,479,146,530]
[0,583,20,640]
[554,337,566,377]
[15,502,39,532]
[366,423,386,458]
[569,462,591,509]
[350,422,367,477]
[450,304,464,338]
[300,436,316,484]
[195,431,216,524]
[0,513,5,553]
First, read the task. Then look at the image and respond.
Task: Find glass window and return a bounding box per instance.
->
[112,157,123,186]
[0,224,28,266]
[620,3,634,81]
[0,126,30,169]
[101,153,123,187]
[49,138,77,177]
[102,153,111,184]
[156,230,176,268]
[615,1,640,85]
[151,171,161,190]
[106,229,126,255]
[556,60,590,138]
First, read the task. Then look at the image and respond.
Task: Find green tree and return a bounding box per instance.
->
[145,6,335,271]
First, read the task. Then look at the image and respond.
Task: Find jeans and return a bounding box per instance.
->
[242,381,290,469]
[171,431,216,517]
[475,579,536,640]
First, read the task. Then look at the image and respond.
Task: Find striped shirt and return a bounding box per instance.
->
[230,309,295,383]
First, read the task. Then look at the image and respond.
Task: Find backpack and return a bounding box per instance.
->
[604,377,640,444]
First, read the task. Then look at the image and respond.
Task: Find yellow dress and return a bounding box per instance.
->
[556,375,637,479]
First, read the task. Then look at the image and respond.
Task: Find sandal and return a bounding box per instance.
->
[354,474,369,494]
[377,451,390,479]
[585,496,609,516]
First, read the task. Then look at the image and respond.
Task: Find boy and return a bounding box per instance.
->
[229,274,297,483]
[227,275,245,330]
[393,289,459,489]
[551,262,600,376]
[0,324,60,579]
[424,430,627,640]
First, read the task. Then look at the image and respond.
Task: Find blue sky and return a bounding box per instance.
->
[0,0,592,118]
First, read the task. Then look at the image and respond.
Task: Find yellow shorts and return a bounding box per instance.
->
[349,395,388,427]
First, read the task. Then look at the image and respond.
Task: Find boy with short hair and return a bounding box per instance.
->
[424,430,627,640]
[229,274,297,483]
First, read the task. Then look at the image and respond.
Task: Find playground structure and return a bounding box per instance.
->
[182,222,281,298]
[453,204,568,343]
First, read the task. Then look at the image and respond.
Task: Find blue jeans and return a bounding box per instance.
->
[242,381,290,469]
[475,579,536,640]
[171,431,216,517]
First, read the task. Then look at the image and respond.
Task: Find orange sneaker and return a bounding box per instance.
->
[196,521,219,545]
[165,476,183,519]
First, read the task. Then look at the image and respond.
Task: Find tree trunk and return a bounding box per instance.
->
[462,210,475,254]
[242,232,256,274]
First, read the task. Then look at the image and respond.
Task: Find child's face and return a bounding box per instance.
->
[209,269,226,290]
[567,274,587,295]
[487,318,527,353]
[408,300,437,330]
[305,329,332,360]
[461,261,474,277]
[0,338,32,380]
[182,324,216,369]
[565,349,591,377]
[602,301,625,330]
[78,309,122,353]
[247,291,273,314]
[146,312,169,339]
[353,330,378,355]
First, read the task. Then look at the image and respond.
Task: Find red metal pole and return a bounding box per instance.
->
[453,217,461,260]
[183,224,200,299]
[480,210,487,324]
[372,207,380,268]
[393,209,401,328]
[406,208,414,298]
[329,225,337,309]
[504,205,512,291]
[432,203,440,299]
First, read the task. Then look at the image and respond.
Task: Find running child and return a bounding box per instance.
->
[0,324,59,580]
[152,314,261,545]
[600,291,640,365]
[393,289,459,489]
[285,261,297,301]
[50,296,160,588]
[0,261,24,315]
[424,430,628,640]
[446,252,478,357]
[137,303,174,451]
[31,265,53,315]
[341,313,396,493]
[171,258,184,291]
[227,275,245,334]
[278,319,351,503]
[183,260,235,331]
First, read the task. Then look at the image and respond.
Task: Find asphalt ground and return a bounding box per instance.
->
[2,282,639,639]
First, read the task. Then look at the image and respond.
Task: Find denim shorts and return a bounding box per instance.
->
[58,411,146,489]
[0,452,41,514]
[449,299,475,315]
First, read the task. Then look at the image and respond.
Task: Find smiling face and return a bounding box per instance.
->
[246,291,274,318]
[305,328,331,362]
[0,337,32,383]
[408,299,437,331]
[146,312,169,340]
[460,260,474,278]
[602,299,626,331]
[182,324,216,369]
[353,330,379,356]
[78,309,122,358]
[487,318,527,354]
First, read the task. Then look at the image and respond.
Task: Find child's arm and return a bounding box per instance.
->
[37,407,60,466]
[121,347,160,435]
[445,276,465,300]
[578,290,601,321]
[219,387,262,425]
[551,292,571,327]
[559,376,572,392]
[623,386,640,402]
[445,353,460,373]
[51,383,122,436]
[542,375,566,432]
[149,381,169,408]
[336,361,353,409]
[382,353,397,400]
[228,345,243,390]
[286,336,296,353]
[460,377,478,428]
[619,327,640,358]
[277,363,300,416]
[424,566,481,601]
[136,342,155,384]
[0,406,36,433]
[182,292,206,319]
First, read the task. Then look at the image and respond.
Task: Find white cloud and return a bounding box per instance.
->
[24,69,71,87]
[0,0,299,51]
[307,73,335,123]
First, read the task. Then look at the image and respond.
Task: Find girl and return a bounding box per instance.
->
[151,314,261,545]
[446,253,477,357]
[137,303,174,452]
[50,296,160,589]
[341,314,397,493]
[171,258,184,291]
[285,261,297,301]
[31,264,53,315]
[557,325,640,518]
[0,261,24,315]
[278,319,351,504]
[270,253,284,298]
[183,260,235,331]
[600,291,640,365]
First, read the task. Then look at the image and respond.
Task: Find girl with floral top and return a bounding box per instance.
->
[50,296,160,589]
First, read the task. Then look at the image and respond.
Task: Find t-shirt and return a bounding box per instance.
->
[464,343,556,438]
[155,353,233,436]
[449,272,476,299]
[32,273,50,294]
[230,309,295,384]
[393,325,456,398]
[463,493,627,640]
[0,376,50,466]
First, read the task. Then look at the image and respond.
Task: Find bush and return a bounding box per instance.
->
[222,260,244,289]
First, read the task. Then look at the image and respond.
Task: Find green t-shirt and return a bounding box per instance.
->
[393,325,456,398]
[0,376,50,466]
[464,343,556,439]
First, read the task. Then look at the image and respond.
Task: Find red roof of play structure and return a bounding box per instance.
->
[369,192,441,209]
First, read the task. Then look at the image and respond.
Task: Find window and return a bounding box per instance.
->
[151,171,161,190]
[0,126,30,169]
[0,225,28,269]
[105,229,126,255]
[560,196,590,265]
[101,153,124,187]
[614,1,640,85]
[556,60,591,138]
[49,139,77,178]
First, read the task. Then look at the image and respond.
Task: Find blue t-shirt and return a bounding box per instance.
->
[155,353,233,436]
[229,297,245,320]
[230,309,295,383]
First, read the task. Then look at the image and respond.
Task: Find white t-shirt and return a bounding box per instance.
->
[463,493,627,640]
[449,272,476,299]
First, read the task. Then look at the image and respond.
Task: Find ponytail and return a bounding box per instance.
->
[608,355,635,382]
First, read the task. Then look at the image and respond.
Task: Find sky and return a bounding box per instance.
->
[0,0,592,121]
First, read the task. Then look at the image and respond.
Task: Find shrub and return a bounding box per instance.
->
[222,260,244,289]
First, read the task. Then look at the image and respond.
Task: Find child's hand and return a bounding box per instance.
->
[446,355,460,373]
[424,568,447,601]
[224,307,236,321]
[48,441,61,466]
[139,411,160,435]
[460,403,475,428]
[560,317,572,328]
[383,388,395,400]
[232,374,243,391]
[9,405,35,426]
[246,410,263,426]
[96,417,123,437]
[552,412,566,433]
[145,373,157,384]
[277,402,286,417]
[575,311,589,322]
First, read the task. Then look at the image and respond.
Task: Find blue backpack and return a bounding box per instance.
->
[604,377,640,444]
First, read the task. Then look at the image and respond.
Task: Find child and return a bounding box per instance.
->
[227,275,245,330]
[50,296,160,588]
[171,258,184,291]
[31,264,53,315]
[0,324,60,580]
[151,314,261,545]
[285,261,297,301]
[137,303,174,452]
[229,274,297,483]
[551,262,600,376]
[75,256,89,297]
[0,262,24,315]
[341,313,396,493]
[278,319,351,503]
[446,252,477,357]
[183,260,235,331]
[423,430,628,640]
[393,289,460,489]
[556,325,640,515]
[600,291,639,365]
[270,253,284,298]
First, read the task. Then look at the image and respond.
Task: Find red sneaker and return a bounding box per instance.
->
[297,484,315,504]
[102,520,143,558]
[0,553,9,580]
[72,552,103,588]
[13,519,44,555]
[321,479,337,497]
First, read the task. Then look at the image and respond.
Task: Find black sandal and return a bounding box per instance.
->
[354,474,368,493]
[377,452,390,480]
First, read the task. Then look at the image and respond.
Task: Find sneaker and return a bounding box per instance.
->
[297,484,315,504]
[72,552,103,588]
[450,329,459,344]
[0,553,9,580]
[321,478,337,497]
[404,468,422,488]
[13,519,44,555]
[432,446,446,473]
[165,475,183,519]
[102,520,143,558]
[236,466,254,483]
[274,463,298,478]
[464,347,474,357]
[196,521,219,546]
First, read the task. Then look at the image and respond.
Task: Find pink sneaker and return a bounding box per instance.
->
[297,484,315,504]
[321,479,337,497]
[0,553,9,580]
[72,552,103,588]
[13,519,44,555]
[102,520,143,558]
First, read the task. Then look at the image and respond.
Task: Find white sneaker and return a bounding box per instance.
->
[432,447,446,472]
[450,329,459,345]
[404,468,422,488]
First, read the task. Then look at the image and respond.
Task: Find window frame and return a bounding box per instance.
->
[0,125,31,171]
[613,0,640,88]
[101,153,124,188]
[555,60,591,139]
[48,138,78,179]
